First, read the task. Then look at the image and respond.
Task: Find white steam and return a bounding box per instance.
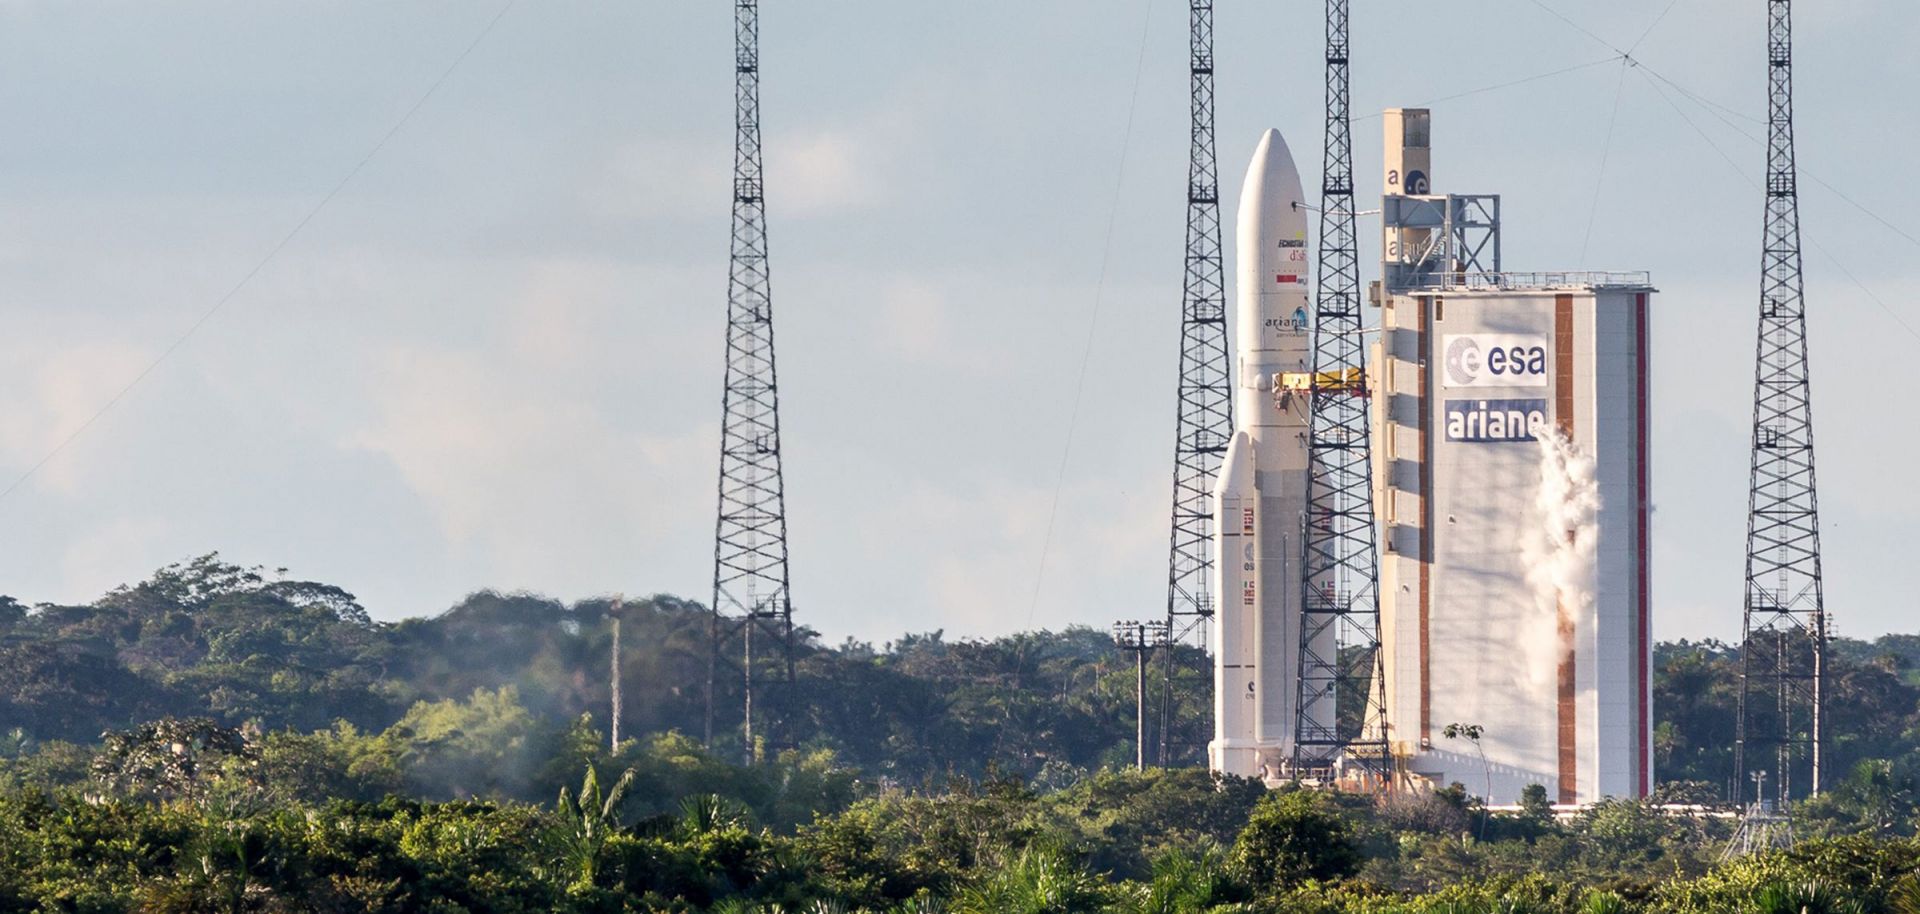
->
[1518,428,1601,690]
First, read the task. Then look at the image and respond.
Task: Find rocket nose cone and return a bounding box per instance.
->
[1237,129,1310,279]
[1242,128,1304,206]
[1252,128,1290,166]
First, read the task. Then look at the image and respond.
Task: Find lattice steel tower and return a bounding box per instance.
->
[707,0,797,764]
[1158,0,1235,768]
[1293,0,1391,781]
[1734,0,1826,806]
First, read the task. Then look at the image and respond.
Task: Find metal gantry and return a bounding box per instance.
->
[1734,0,1826,808]
[1294,0,1392,783]
[1723,772,1798,860]
[707,0,797,766]
[1157,0,1235,770]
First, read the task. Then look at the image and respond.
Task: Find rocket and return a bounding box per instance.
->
[1210,129,1331,779]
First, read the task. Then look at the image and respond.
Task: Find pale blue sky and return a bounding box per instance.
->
[0,1,1914,644]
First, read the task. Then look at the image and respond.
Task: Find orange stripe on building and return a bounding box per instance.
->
[1554,293,1577,804]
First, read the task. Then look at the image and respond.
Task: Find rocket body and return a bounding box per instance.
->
[1210,129,1319,779]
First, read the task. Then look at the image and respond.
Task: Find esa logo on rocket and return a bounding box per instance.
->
[1442,334,1549,388]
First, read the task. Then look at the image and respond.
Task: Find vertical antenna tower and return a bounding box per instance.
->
[1294,0,1391,782]
[1735,0,1826,806]
[1116,620,1172,771]
[1159,0,1235,768]
[611,598,623,751]
[707,0,797,764]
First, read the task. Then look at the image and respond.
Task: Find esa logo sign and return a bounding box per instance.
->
[1444,399,1548,443]
[1441,334,1549,389]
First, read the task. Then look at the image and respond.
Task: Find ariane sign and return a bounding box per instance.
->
[1444,398,1549,443]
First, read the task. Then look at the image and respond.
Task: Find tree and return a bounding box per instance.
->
[555,764,637,887]
[951,846,1108,914]
[90,717,258,802]
[1229,790,1361,892]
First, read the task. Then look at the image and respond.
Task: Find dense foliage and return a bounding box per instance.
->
[2,556,1920,911]
[1,750,1919,912]
[0,555,1199,794]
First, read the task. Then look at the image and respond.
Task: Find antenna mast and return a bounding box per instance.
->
[1158,0,1235,769]
[707,0,797,765]
[1734,0,1826,807]
[1294,0,1392,784]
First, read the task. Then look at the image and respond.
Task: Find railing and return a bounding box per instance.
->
[1412,271,1654,291]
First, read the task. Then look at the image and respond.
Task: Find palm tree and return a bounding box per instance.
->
[554,765,635,887]
[951,846,1106,914]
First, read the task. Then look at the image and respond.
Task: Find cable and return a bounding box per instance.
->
[1626,0,1684,56]
[1026,0,1156,627]
[1638,69,1752,190]
[1357,55,1622,120]
[1639,63,1920,254]
[1639,69,1920,345]
[1579,60,1631,269]
[0,1,518,507]
[1522,0,1625,55]
[1640,65,1763,127]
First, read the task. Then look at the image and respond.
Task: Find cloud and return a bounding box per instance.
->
[342,261,716,585]
[0,339,156,496]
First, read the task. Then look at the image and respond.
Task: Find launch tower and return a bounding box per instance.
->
[707,0,797,763]
[1734,0,1827,807]
[1294,0,1392,786]
[1159,0,1236,769]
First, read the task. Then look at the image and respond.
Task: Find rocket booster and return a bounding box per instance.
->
[1210,129,1318,780]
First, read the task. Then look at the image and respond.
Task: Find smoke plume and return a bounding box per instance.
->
[1518,428,1601,689]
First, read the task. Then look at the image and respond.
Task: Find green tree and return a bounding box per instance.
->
[951,845,1108,914]
[555,764,637,887]
[1229,789,1362,892]
[90,717,258,803]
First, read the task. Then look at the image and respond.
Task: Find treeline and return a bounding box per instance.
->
[0,555,1201,798]
[4,555,1920,798]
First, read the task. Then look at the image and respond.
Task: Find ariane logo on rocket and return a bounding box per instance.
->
[1266,306,1310,335]
[1442,334,1549,388]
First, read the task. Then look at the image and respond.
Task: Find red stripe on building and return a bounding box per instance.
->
[1635,292,1652,797]
[1418,297,1434,743]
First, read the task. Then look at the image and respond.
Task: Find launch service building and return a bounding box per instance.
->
[1369,110,1654,804]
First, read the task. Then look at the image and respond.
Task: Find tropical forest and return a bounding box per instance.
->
[2,556,1919,913]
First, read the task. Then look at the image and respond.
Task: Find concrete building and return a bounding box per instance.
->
[1370,110,1653,804]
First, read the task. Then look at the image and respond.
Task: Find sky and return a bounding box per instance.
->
[0,1,1915,646]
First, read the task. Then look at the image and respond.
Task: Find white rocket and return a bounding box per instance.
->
[1210,129,1331,779]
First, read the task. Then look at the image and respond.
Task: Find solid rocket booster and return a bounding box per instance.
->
[1210,129,1316,780]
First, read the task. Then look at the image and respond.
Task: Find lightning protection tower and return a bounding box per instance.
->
[1158,0,1236,769]
[707,0,797,765]
[1734,0,1827,807]
[1294,0,1391,785]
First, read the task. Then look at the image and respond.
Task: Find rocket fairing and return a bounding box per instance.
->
[1209,129,1327,780]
